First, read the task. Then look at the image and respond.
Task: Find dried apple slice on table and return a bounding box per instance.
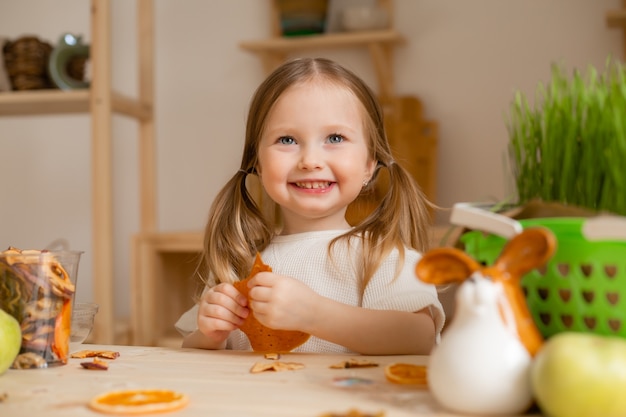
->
[233,253,310,353]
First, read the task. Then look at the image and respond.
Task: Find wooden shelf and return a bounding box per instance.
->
[0,90,90,115]
[607,8,626,27]
[239,29,404,53]
[240,29,404,101]
[606,0,626,59]
[131,231,203,346]
[0,89,151,120]
[1,0,156,344]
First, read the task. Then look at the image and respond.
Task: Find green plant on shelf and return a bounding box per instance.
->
[508,58,626,216]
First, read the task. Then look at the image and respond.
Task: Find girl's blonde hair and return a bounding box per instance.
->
[201,57,433,288]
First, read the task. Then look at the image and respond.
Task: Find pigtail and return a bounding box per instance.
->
[377,161,432,252]
[365,162,431,252]
[346,161,433,288]
[201,170,272,285]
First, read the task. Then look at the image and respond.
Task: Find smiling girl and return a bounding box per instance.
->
[176,58,445,354]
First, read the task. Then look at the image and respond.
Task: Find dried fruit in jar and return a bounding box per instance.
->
[0,247,75,367]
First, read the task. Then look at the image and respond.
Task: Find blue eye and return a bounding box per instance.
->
[278,136,295,145]
[328,134,344,144]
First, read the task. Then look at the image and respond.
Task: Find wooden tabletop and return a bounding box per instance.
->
[0,344,522,417]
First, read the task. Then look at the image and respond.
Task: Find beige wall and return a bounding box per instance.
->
[0,0,622,321]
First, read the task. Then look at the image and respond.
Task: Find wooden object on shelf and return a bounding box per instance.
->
[385,96,438,207]
[606,0,626,58]
[0,0,156,344]
[2,36,54,90]
[131,231,203,347]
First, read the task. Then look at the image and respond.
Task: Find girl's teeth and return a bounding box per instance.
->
[296,182,330,189]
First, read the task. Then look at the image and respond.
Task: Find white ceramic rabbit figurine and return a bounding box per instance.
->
[415,227,556,415]
[427,273,533,415]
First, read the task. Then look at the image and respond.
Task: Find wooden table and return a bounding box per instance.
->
[0,344,450,417]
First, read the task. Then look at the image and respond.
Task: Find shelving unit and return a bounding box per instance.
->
[131,231,203,347]
[0,0,155,344]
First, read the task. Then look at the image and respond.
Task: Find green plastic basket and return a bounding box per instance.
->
[453,205,626,340]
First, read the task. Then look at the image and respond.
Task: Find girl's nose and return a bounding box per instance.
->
[297,146,323,170]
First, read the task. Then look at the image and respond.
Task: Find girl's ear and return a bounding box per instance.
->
[364,158,377,183]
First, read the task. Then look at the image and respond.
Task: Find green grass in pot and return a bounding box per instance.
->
[508,58,626,216]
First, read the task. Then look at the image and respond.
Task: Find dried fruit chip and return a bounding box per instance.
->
[264,352,280,360]
[72,350,120,359]
[88,389,189,415]
[233,253,310,353]
[329,358,379,369]
[384,363,428,386]
[80,357,109,371]
[249,361,305,373]
[318,410,385,417]
[11,352,47,369]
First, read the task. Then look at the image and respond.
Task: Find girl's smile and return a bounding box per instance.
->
[292,180,333,191]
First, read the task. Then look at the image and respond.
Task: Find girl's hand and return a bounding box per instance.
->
[196,283,249,345]
[247,272,318,332]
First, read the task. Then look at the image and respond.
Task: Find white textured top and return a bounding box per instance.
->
[175,230,445,353]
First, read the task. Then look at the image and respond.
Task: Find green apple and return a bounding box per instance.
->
[531,332,626,417]
[0,308,21,374]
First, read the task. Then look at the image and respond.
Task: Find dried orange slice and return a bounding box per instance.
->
[88,389,189,415]
[384,363,428,386]
[233,253,310,353]
[53,298,72,362]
